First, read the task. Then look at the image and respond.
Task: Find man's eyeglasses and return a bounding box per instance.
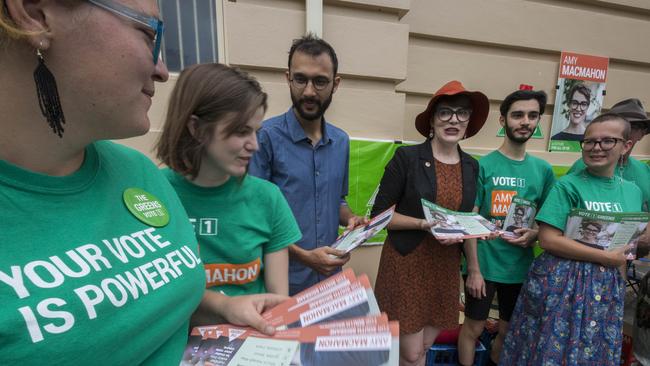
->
[582,227,600,234]
[289,74,331,91]
[435,108,472,123]
[509,111,540,121]
[87,0,164,65]
[580,137,625,151]
[569,100,589,111]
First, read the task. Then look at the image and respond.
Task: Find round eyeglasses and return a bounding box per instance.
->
[435,108,472,123]
[580,137,625,151]
[289,74,332,91]
[569,100,589,111]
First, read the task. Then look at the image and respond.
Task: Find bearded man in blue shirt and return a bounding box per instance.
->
[249,34,366,295]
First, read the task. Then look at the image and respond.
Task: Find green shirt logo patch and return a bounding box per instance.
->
[123,188,170,227]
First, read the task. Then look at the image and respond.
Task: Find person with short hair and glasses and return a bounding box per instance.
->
[501,113,647,365]
[249,34,367,295]
[458,89,555,366]
[371,80,488,366]
[569,100,650,364]
[0,1,284,364]
[569,98,650,212]
[552,83,592,141]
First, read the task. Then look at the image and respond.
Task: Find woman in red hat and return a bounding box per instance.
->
[371,81,489,366]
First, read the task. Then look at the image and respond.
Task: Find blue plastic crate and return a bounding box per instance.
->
[425,342,487,366]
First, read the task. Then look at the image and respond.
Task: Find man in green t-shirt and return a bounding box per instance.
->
[458,89,556,366]
[568,98,650,212]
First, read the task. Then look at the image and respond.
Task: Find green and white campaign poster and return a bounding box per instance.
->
[345,139,405,245]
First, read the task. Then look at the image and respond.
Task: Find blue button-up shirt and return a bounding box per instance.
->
[249,108,350,294]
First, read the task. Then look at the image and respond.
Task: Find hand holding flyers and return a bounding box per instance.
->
[421,199,496,240]
[500,197,537,241]
[603,244,632,268]
[501,227,538,248]
[304,246,350,275]
[438,237,466,245]
[204,292,288,336]
[564,209,649,260]
[330,206,395,256]
[182,270,398,366]
[345,215,371,232]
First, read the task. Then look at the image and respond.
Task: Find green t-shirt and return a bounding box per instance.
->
[569,157,650,212]
[472,150,556,283]
[536,170,643,231]
[0,141,205,365]
[164,171,301,296]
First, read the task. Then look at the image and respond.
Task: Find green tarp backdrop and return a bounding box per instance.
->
[346,139,405,244]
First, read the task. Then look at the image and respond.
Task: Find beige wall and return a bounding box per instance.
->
[119,0,650,286]
[399,0,650,161]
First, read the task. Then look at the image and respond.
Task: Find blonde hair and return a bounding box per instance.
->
[0,1,31,41]
[0,1,77,43]
[156,63,267,178]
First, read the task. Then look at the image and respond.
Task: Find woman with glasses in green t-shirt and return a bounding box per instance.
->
[501,113,649,365]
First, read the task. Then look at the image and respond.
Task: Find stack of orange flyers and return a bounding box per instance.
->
[181,270,398,366]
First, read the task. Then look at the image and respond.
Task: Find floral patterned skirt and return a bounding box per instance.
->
[500,252,624,366]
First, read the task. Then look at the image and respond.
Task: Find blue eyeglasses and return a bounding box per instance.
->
[87,0,164,65]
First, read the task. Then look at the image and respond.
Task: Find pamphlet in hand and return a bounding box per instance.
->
[181,315,399,366]
[268,268,358,316]
[262,274,381,329]
[280,317,399,366]
[564,208,649,259]
[181,271,397,365]
[181,324,298,366]
[331,206,395,255]
[501,196,537,239]
[421,199,496,239]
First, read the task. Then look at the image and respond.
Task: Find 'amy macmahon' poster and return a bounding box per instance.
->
[548,52,609,152]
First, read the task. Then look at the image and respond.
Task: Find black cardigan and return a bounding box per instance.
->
[371,140,478,256]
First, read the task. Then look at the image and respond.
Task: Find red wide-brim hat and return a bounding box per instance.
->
[415,80,490,139]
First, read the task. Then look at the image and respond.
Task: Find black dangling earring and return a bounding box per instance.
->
[33,42,65,138]
[618,155,625,178]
